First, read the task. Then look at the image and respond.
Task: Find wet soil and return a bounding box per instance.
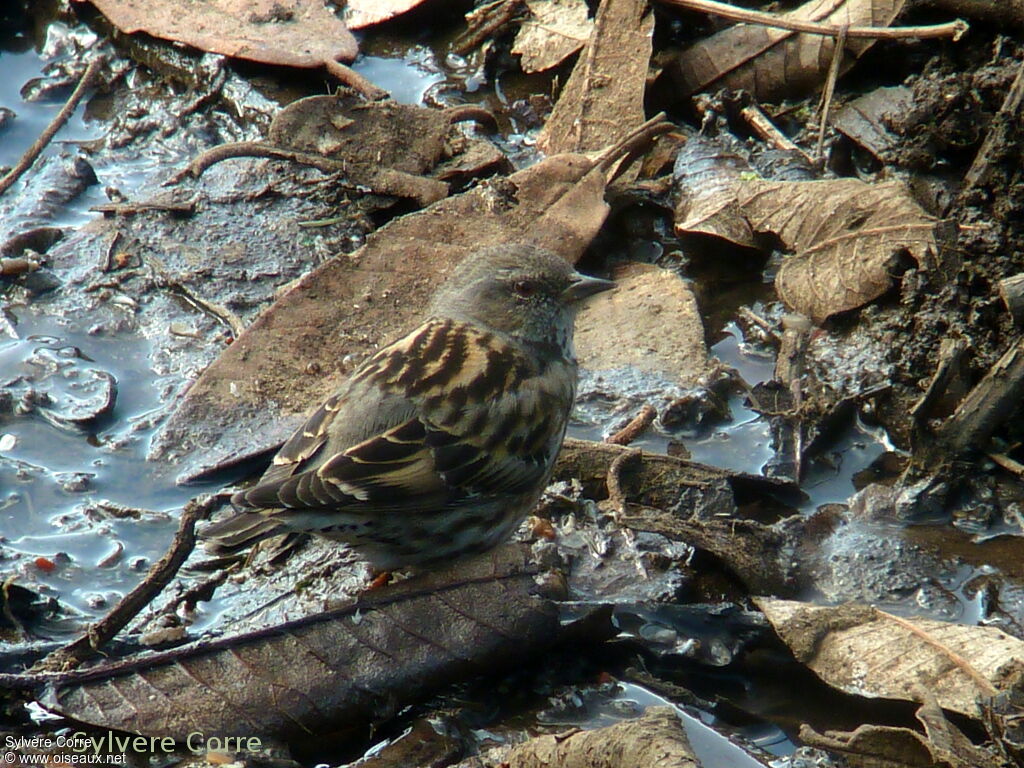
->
[2,2,1024,767]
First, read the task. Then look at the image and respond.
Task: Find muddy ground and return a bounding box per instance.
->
[2,0,1024,767]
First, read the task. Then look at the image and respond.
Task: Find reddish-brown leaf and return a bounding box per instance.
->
[80,0,358,67]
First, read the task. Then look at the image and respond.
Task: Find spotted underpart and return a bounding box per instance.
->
[220,318,576,568]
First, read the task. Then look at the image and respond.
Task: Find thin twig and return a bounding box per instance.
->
[0,56,106,197]
[32,495,221,671]
[606,448,641,516]
[657,0,968,40]
[988,451,1024,477]
[323,59,389,101]
[166,141,368,191]
[147,254,247,339]
[816,25,848,159]
[593,112,674,175]
[740,104,805,156]
[605,405,657,446]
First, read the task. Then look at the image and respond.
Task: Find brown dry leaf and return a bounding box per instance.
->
[151,118,671,482]
[83,0,358,67]
[537,0,654,155]
[39,545,561,740]
[672,134,759,248]
[750,178,951,324]
[670,0,904,102]
[756,598,1024,719]
[343,0,430,30]
[512,0,592,74]
[576,262,709,386]
[505,706,698,768]
[800,696,1004,768]
[673,143,953,324]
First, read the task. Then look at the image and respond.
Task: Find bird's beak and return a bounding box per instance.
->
[563,273,615,303]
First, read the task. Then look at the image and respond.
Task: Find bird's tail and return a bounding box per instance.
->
[201,512,287,555]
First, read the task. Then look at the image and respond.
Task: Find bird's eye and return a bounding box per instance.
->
[513,280,537,298]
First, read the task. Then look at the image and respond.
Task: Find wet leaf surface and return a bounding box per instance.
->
[40,545,561,740]
[82,0,358,67]
[831,85,916,160]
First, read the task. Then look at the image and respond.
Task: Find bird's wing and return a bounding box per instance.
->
[233,319,575,513]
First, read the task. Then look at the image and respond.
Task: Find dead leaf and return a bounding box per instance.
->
[672,134,759,249]
[512,0,592,74]
[537,0,654,156]
[752,178,951,324]
[266,94,495,205]
[576,262,709,386]
[81,0,358,68]
[669,0,905,102]
[673,138,956,323]
[756,598,1024,719]
[151,118,671,482]
[39,545,562,740]
[505,706,698,768]
[343,0,430,30]
[800,695,1005,768]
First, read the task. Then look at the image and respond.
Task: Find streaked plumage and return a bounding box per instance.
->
[202,244,613,569]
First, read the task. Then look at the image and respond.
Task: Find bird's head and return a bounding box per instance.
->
[430,244,614,357]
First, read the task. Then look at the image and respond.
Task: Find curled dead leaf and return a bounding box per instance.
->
[668,0,905,102]
[756,597,1024,719]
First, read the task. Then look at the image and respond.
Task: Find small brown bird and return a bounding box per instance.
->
[203,244,614,569]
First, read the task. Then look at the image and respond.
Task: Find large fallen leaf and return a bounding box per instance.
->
[755,178,950,323]
[37,546,561,740]
[668,0,905,102]
[80,0,358,67]
[756,598,1024,719]
[151,117,671,482]
[674,137,956,323]
[512,0,592,74]
[537,0,654,155]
